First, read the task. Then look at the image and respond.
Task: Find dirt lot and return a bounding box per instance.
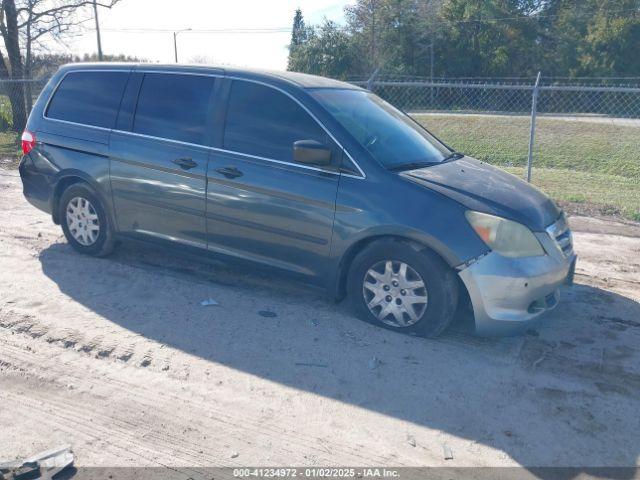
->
[1,169,640,471]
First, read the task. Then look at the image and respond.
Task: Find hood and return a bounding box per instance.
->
[402,157,560,231]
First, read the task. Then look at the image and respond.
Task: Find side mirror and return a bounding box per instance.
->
[293,140,331,166]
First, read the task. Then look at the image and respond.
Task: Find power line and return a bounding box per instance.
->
[98,7,639,35]
[101,27,291,34]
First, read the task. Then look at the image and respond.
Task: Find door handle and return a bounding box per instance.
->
[172,157,197,170]
[215,166,243,179]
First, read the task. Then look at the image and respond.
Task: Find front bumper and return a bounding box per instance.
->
[458,230,576,335]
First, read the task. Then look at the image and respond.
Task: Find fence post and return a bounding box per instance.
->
[366,67,380,91]
[526,71,542,183]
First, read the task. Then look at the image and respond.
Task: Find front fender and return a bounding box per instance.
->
[329,171,490,299]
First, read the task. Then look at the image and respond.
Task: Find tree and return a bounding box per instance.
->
[287,8,309,70]
[343,0,445,77]
[373,0,435,76]
[0,0,122,131]
[437,0,540,77]
[1,0,26,131]
[290,8,307,47]
[344,0,382,75]
[537,0,593,76]
[285,1,640,80]
[536,0,640,77]
[581,3,640,76]
[288,19,355,79]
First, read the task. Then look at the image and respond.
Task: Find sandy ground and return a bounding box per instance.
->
[1,169,640,471]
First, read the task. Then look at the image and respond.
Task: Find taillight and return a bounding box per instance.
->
[21,130,36,155]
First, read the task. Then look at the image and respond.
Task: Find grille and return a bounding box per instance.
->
[546,213,573,258]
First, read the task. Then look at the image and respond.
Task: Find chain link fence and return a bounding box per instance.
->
[0,75,638,220]
[0,79,46,167]
[0,79,48,131]
[355,76,640,220]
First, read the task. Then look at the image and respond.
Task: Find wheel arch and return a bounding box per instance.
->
[51,170,113,227]
[332,232,465,302]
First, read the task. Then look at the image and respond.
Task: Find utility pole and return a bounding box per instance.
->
[93,0,103,61]
[429,36,434,105]
[430,42,434,80]
[370,0,376,72]
[173,28,192,63]
[173,32,178,63]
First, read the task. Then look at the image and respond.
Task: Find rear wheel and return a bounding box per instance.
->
[348,239,458,338]
[59,183,114,256]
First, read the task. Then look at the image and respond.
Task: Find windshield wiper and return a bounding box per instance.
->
[388,161,440,172]
[442,151,465,162]
[389,153,464,172]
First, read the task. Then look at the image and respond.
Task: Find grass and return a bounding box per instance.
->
[0,131,21,168]
[0,131,20,154]
[414,114,640,180]
[504,167,640,221]
[414,113,640,221]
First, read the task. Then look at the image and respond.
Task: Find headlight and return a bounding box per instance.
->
[465,211,545,258]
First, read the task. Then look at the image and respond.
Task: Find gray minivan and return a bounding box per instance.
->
[19,63,576,336]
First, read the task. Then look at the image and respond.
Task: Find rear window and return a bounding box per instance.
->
[46,71,129,129]
[133,73,215,145]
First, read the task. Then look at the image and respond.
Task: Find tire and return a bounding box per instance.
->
[59,182,115,257]
[347,239,458,338]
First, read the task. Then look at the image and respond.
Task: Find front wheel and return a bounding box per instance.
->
[59,183,115,256]
[347,240,458,338]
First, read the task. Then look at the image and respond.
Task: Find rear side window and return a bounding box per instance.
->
[46,71,129,128]
[133,73,215,145]
[224,80,328,162]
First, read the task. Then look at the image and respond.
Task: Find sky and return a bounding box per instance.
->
[53,0,352,70]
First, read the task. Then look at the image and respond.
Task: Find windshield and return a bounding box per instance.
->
[310,89,450,170]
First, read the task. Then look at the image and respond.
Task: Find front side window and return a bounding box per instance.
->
[46,71,129,128]
[224,80,329,163]
[310,89,449,170]
[133,73,215,145]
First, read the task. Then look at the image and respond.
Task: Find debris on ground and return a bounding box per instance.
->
[230,452,239,459]
[368,356,381,370]
[258,310,277,318]
[406,435,416,447]
[443,444,454,460]
[200,298,219,306]
[0,445,73,480]
[532,353,547,368]
[294,362,328,368]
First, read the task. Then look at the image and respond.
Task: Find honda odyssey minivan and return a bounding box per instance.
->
[19,64,576,336]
